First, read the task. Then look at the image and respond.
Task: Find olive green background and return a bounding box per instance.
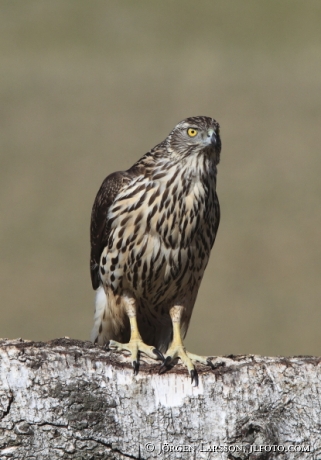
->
[1,1,321,356]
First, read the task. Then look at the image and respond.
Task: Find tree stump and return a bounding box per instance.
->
[0,338,319,459]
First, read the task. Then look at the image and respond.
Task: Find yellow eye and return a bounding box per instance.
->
[187,128,198,137]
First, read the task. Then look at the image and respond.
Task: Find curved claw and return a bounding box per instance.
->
[153,348,164,361]
[133,360,140,375]
[103,340,110,351]
[158,356,172,374]
[190,369,199,386]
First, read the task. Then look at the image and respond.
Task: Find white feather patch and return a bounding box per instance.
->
[90,286,107,343]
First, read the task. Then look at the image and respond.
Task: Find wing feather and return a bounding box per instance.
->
[90,170,132,289]
[212,192,220,248]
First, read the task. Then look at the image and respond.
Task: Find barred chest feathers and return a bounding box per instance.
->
[99,153,218,309]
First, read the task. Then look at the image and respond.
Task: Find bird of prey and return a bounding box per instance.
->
[90,116,221,383]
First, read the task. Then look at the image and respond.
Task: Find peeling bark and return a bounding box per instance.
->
[0,338,319,459]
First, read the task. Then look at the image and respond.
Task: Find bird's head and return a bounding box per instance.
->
[166,116,221,164]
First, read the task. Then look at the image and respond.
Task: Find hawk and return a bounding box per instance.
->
[90,116,221,384]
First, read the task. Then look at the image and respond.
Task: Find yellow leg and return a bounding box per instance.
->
[109,292,163,374]
[161,306,214,385]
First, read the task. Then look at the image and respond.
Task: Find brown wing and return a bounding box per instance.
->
[212,192,220,248]
[90,170,132,290]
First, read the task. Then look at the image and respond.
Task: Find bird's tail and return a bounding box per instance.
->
[91,286,108,344]
[91,285,130,345]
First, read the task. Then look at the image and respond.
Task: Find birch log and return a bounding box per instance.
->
[0,338,319,459]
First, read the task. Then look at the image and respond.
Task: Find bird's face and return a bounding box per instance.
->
[167,116,221,163]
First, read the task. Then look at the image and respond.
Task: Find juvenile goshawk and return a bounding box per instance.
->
[90,116,221,383]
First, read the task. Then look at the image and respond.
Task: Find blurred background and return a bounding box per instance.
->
[1,0,321,357]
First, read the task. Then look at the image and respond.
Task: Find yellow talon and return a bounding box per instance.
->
[109,315,163,374]
[161,306,214,385]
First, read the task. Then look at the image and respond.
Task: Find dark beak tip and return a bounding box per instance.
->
[211,132,221,154]
[211,132,217,146]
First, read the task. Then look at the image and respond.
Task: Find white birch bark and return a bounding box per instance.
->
[0,338,319,459]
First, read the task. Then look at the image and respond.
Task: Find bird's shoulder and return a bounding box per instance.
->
[93,170,132,209]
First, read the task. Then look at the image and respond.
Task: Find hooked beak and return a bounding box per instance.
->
[206,130,221,153]
[210,131,217,147]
